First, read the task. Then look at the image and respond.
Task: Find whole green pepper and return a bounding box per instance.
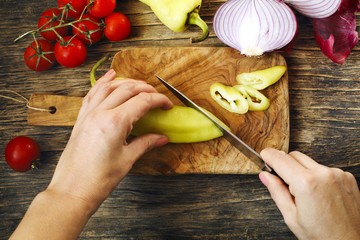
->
[233,85,270,111]
[131,105,227,143]
[236,65,286,90]
[210,82,249,114]
[139,0,209,43]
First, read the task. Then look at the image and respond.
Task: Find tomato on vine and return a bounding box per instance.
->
[57,0,87,19]
[87,0,116,18]
[38,8,68,41]
[72,13,104,45]
[5,136,41,172]
[54,36,87,68]
[24,39,56,72]
[104,12,131,42]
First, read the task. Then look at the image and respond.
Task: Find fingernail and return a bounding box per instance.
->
[105,69,115,76]
[259,172,269,187]
[155,136,169,148]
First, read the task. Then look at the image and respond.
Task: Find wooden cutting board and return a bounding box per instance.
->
[28,47,289,175]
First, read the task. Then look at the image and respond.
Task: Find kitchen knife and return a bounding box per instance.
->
[155,75,272,172]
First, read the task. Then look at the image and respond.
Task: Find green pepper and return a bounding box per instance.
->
[210,82,249,114]
[233,85,270,111]
[139,0,209,43]
[131,105,228,143]
[236,65,286,90]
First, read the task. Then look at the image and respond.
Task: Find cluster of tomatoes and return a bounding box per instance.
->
[23,0,131,71]
[5,1,132,172]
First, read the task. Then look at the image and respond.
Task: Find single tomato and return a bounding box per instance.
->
[5,136,41,172]
[72,13,104,45]
[54,36,87,68]
[38,8,68,41]
[57,0,87,18]
[104,12,131,42]
[87,0,116,18]
[24,39,56,71]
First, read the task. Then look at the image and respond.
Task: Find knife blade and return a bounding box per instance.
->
[155,75,272,172]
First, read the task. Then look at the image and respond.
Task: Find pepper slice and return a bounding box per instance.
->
[233,85,270,111]
[210,82,248,114]
[131,105,227,143]
[139,0,209,43]
[236,65,286,90]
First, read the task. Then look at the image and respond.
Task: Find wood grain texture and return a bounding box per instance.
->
[0,0,359,239]
[28,94,83,126]
[26,47,289,174]
[111,47,289,174]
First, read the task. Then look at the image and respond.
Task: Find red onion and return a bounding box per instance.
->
[213,0,297,56]
[284,0,342,18]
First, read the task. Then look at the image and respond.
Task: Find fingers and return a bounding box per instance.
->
[289,151,319,169]
[124,133,169,164]
[259,171,297,227]
[260,148,307,185]
[100,80,158,110]
[116,91,173,124]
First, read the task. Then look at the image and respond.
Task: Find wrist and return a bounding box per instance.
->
[10,188,97,240]
[41,187,98,217]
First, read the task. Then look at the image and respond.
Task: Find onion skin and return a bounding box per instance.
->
[213,0,298,56]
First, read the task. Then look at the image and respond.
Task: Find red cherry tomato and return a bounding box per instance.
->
[54,36,87,68]
[87,0,116,18]
[24,39,55,72]
[5,136,41,172]
[57,0,87,19]
[38,8,68,41]
[72,13,104,45]
[104,12,131,42]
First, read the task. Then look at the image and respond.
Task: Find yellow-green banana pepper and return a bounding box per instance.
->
[139,0,209,43]
[210,82,249,114]
[236,65,286,90]
[131,105,227,143]
[90,58,226,143]
[233,85,270,111]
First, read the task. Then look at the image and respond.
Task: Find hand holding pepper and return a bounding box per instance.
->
[10,70,174,239]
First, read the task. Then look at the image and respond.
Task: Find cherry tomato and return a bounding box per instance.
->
[54,36,87,68]
[24,39,56,72]
[87,0,116,18]
[104,13,131,42]
[72,13,104,45]
[38,8,68,41]
[5,136,41,172]
[57,0,87,19]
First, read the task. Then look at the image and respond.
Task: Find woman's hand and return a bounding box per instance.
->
[10,70,173,240]
[259,148,360,240]
[48,69,173,211]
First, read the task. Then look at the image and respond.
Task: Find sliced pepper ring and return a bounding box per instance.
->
[210,82,248,114]
[233,85,270,111]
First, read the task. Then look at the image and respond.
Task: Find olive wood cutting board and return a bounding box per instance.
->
[28,47,289,175]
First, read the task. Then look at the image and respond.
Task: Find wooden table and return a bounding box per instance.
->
[0,1,359,239]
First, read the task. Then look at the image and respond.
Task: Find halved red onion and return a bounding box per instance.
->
[283,0,342,18]
[213,0,297,56]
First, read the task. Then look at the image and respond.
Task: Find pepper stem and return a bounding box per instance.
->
[187,8,209,43]
[90,55,110,86]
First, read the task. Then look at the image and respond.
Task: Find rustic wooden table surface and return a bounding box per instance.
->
[1,0,359,239]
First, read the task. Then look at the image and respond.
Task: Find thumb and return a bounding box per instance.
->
[125,133,169,163]
[259,171,297,226]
